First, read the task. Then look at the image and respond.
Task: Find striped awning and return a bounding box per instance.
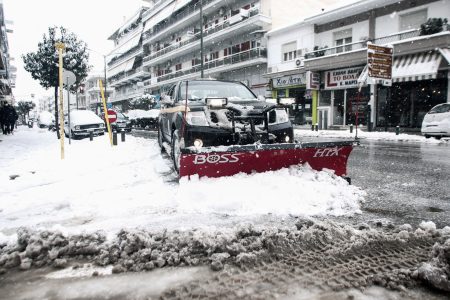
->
[392,51,441,82]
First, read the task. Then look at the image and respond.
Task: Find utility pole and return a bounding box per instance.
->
[200,0,204,78]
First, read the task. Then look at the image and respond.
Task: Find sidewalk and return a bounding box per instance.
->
[293,126,449,143]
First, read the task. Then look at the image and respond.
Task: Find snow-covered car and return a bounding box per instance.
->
[64,110,105,139]
[110,112,132,132]
[37,111,55,128]
[421,103,450,139]
[127,107,160,129]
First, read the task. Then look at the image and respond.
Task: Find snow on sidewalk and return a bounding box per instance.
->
[294,128,448,143]
[0,127,365,244]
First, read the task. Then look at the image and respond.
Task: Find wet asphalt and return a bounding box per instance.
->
[132,129,450,228]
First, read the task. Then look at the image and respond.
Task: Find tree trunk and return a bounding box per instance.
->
[54,85,60,139]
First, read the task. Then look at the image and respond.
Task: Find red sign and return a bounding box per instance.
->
[107,110,117,123]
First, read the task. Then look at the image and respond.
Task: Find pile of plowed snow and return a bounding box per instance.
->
[0,128,365,244]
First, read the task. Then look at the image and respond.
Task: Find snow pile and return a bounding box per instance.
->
[295,128,447,143]
[0,127,365,246]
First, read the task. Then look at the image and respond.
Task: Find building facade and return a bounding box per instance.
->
[106,0,339,110]
[79,73,114,113]
[267,0,450,129]
[0,1,15,106]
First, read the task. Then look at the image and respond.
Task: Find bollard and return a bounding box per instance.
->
[395,126,400,135]
[311,124,315,131]
[113,132,118,145]
[315,123,319,132]
[121,131,126,142]
[349,124,353,133]
[89,131,93,141]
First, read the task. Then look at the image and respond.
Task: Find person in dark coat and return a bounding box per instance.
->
[0,104,7,135]
[1,104,18,134]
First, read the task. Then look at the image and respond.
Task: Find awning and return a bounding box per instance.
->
[174,0,192,12]
[438,48,450,66]
[108,57,136,77]
[109,32,142,57]
[143,2,176,33]
[392,51,441,82]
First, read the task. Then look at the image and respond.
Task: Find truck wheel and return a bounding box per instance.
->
[171,129,181,173]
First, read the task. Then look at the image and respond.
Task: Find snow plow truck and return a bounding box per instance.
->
[157,79,354,179]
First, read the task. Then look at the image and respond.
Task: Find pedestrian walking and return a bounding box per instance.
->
[0,104,7,135]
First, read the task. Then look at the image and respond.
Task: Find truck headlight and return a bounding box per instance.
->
[186,111,209,126]
[75,125,80,130]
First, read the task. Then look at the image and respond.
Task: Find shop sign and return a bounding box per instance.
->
[273,74,306,88]
[306,71,320,90]
[325,67,364,90]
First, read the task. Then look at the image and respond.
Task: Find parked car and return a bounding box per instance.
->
[158,79,293,171]
[127,106,160,129]
[64,110,105,139]
[110,112,132,132]
[37,111,55,128]
[421,103,450,139]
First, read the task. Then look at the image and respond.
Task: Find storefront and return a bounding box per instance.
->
[318,66,369,129]
[375,50,449,129]
[271,73,310,125]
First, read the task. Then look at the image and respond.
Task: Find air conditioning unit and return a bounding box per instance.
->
[296,49,303,56]
[295,58,304,68]
[268,66,278,73]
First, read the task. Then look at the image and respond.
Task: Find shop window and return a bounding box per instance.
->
[319,90,331,106]
[282,42,297,62]
[400,9,427,31]
[333,90,345,125]
[334,29,352,53]
[346,88,370,126]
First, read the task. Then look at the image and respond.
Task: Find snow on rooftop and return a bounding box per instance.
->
[0,127,365,244]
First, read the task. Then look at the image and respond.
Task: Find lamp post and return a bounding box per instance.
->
[200,0,204,78]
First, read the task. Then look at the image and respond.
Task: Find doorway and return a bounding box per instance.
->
[318,108,330,130]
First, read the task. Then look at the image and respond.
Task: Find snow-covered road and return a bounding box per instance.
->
[0,126,364,244]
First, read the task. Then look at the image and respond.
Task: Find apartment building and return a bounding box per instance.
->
[0,1,15,106]
[79,73,114,113]
[107,8,149,111]
[266,0,450,129]
[106,0,338,110]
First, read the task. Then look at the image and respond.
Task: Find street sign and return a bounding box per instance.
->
[107,103,113,109]
[367,44,393,81]
[63,69,76,86]
[107,109,117,123]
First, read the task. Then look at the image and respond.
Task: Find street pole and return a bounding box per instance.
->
[104,55,107,102]
[55,42,65,160]
[67,76,71,145]
[200,0,204,78]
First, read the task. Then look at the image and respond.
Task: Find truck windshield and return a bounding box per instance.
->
[178,81,257,102]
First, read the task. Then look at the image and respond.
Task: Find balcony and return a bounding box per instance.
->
[109,67,151,87]
[111,88,145,103]
[143,11,269,67]
[144,47,267,89]
[142,0,251,46]
[304,30,450,71]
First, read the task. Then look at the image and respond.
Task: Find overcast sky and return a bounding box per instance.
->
[4,0,357,104]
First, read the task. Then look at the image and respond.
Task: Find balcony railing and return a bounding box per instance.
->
[143,0,217,42]
[109,66,149,85]
[145,47,266,86]
[143,10,261,64]
[304,29,421,59]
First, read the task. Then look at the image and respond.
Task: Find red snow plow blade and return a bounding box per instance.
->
[179,140,354,178]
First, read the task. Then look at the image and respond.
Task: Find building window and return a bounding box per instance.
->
[176,63,182,71]
[282,42,297,62]
[210,51,219,60]
[334,29,352,53]
[400,9,427,31]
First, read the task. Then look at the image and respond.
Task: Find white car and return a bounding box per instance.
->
[64,110,105,139]
[37,111,55,128]
[421,103,450,139]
